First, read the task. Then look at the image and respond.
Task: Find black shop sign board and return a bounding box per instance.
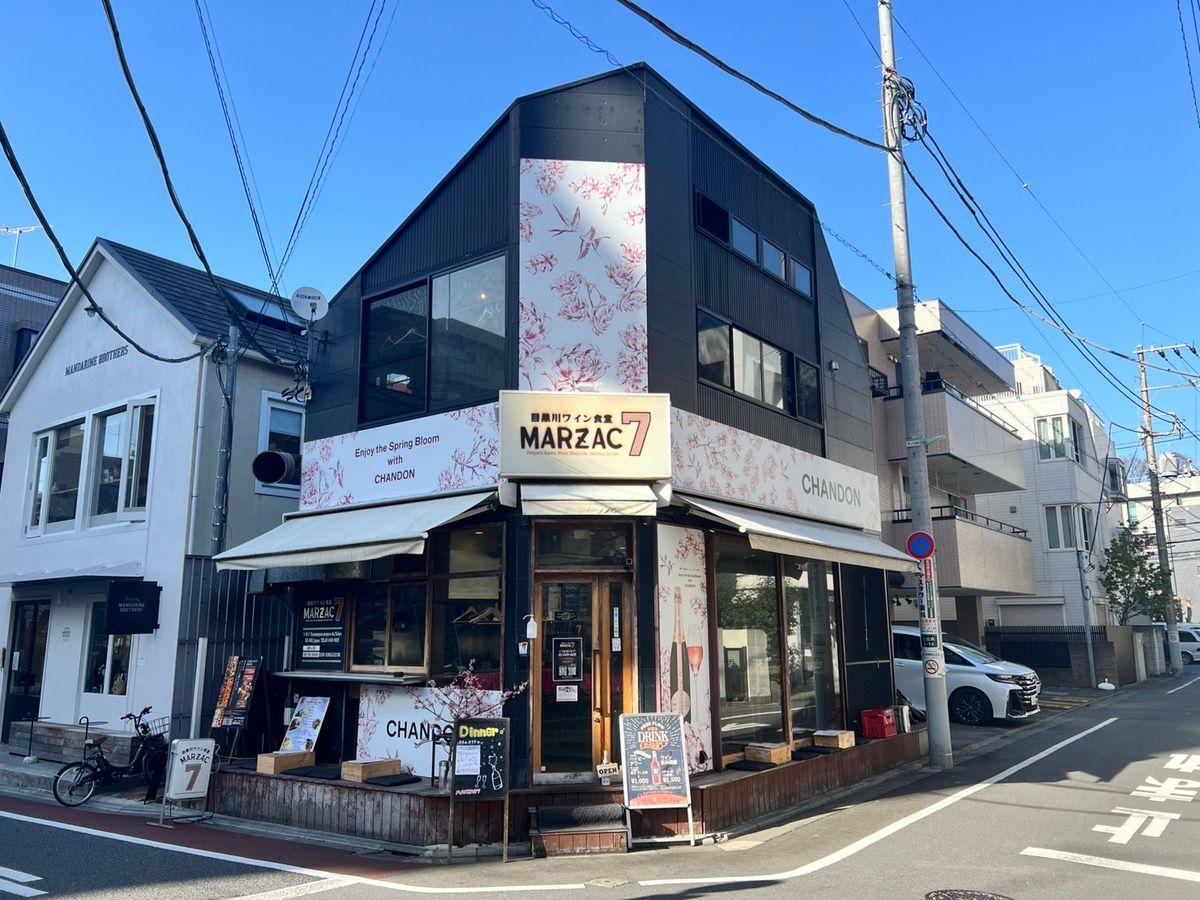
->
[451,717,509,800]
[552,637,583,683]
[298,595,347,670]
[105,581,160,634]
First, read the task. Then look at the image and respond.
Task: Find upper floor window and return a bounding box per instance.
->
[360,255,506,424]
[761,239,786,281]
[1070,418,1086,465]
[1036,416,1068,460]
[696,193,731,243]
[697,310,817,416]
[731,217,758,261]
[694,191,814,296]
[789,260,813,297]
[13,328,37,374]
[257,393,304,495]
[1081,505,1096,552]
[1045,504,1077,550]
[28,420,84,533]
[91,400,155,521]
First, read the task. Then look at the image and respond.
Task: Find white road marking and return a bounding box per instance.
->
[0,867,45,898]
[1021,847,1200,883]
[233,878,354,899]
[0,809,585,895]
[1092,807,1179,844]
[1166,675,1200,694]
[640,716,1119,887]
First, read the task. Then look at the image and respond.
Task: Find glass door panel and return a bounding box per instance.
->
[538,581,596,774]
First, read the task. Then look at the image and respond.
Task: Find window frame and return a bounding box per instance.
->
[82,599,133,697]
[1045,504,1078,551]
[794,357,823,425]
[761,238,787,282]
[87,398,157,525]
[697,310,796,415]
[256,391,305,498]
[25,418,87,537]
[358,252,508,427]
[13,327,37,375]
[1036,415,1069,461]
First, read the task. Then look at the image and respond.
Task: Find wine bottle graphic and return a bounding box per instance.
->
[651,750,662,786]
[669,587,692,720]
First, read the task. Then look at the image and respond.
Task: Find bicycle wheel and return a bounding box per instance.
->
[52,762,98,808]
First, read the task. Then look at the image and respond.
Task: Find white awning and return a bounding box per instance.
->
[214,492,495,571]
[520,482,658,517]
[679,494,918,572]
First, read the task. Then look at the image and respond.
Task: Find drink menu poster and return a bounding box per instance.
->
[618,713,691,810]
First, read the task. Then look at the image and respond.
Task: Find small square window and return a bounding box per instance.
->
[789,259,813,296]
[762,240,786,280]
[731,218,758,261]
[696,193,730,243]
[697,311,732,387]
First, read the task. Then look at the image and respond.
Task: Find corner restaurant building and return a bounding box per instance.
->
[215,65,923,843]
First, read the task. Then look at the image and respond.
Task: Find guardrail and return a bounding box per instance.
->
[892,505,1029,538]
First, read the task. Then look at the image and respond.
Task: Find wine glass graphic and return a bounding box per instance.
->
[687,624,703,676]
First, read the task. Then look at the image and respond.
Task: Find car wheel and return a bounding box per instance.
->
[949,687,992,726]
[1183,650,1195,665]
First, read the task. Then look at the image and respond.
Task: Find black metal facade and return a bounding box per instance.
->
[305,64,875,469]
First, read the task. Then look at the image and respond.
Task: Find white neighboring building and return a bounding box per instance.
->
[0,239,301,739]
[975,344,1126,627]
[1127,470,1200,624]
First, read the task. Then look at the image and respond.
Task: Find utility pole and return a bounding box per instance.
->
[0,224,43,266]
[210,326,239,555]
[1074,422,1115,688]
[879,0,952,769]
[1138,345,1184,674]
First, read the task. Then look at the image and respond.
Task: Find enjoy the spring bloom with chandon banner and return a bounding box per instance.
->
[518,158,648,393]
[657,523,714,773]
[299,403,499,511]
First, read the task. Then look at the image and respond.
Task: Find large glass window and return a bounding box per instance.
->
[83,600,132,696]
[351,585,389,667]
[535,524,628,568]
[360,283,428,422]
[90,401,155,519]
[715,544,784,752]
[784,558,841,736]
[46,421,84,526]
[388,583,427,669]
[795,359,822,423]
[430,256,506,410]
[697,312,732,387]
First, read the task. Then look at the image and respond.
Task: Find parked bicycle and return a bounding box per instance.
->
[52,706,168,807]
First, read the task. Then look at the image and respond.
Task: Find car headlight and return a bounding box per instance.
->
[988,674,1019,683]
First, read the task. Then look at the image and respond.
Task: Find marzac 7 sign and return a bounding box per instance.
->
[498,390,671,481]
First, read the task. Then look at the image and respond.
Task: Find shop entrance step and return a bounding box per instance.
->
[529,803,628,856]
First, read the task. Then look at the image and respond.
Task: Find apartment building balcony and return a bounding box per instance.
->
[886,506,1035,597]
[878,300,1015,396]
[884,379,1025,494]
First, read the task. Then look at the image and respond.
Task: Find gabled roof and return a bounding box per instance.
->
[0,264,67,306]
[97,238,301,363]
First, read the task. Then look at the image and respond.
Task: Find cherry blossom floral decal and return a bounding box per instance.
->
[519,158,647,393]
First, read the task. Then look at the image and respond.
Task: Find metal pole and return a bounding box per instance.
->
[879,0,952,770]
[189,636,208,739]
[1075,548,1098,686]
[210,326,239,555]
[1138,347,1184,674]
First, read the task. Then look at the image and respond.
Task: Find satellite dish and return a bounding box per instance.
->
[290,286,329,322]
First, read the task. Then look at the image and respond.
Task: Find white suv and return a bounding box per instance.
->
[1178,625,1200,665]
[892,625,1041,726]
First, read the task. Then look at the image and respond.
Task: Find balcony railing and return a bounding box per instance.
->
[886,376,1019,436]
[892,506,1029,538]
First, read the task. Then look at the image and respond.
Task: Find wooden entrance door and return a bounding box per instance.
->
[531,576,632,781]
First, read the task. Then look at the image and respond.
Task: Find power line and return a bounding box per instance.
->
[99,0,285,365]
[0,119,206,364]
[610,0,888,152]
[1179,0,1200,134]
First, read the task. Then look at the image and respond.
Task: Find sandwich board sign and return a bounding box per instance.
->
[618,713,696,846]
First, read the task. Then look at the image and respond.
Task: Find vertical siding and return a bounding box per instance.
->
[172,557,292,738]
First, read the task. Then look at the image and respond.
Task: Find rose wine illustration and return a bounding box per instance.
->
[669,587,692,719]
[687,624,703,676]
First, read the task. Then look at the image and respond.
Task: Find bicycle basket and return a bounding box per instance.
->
[144,716,170,738]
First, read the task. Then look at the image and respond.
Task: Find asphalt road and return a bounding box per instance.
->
[3,676,1200,898]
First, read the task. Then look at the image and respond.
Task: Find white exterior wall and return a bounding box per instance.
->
[976,387,1121,626]
[0,255,203,727]
[1127,475,1200,623]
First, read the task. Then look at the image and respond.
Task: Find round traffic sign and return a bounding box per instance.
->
[906,531,936,560]
[923,658,941,676]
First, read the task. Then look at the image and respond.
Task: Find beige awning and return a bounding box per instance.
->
[214,491,495,571]
[679,494,918,572]
[520,482,658,517]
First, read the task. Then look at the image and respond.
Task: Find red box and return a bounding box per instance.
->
[861,707,897,739]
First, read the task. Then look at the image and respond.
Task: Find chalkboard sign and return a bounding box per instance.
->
[297,596,347,670]
[618,713,691,810]
[451,717,509,800]
[552,637,583,683]
[105,580,160,634]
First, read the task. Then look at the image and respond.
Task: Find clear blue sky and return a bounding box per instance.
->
[4,1,1199,455]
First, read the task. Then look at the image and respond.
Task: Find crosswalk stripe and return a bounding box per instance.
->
[0,871,38,885]
[0,878,46,898]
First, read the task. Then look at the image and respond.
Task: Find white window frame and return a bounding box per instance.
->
[86,398,157,527]
[1070,418,1086,466]
[81,599,133,697]
[1045,503,1079,551]
[1081,505,1095,552]
[24,418,87,537]
[1036,415,1068,461]
[256,391,305,497]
